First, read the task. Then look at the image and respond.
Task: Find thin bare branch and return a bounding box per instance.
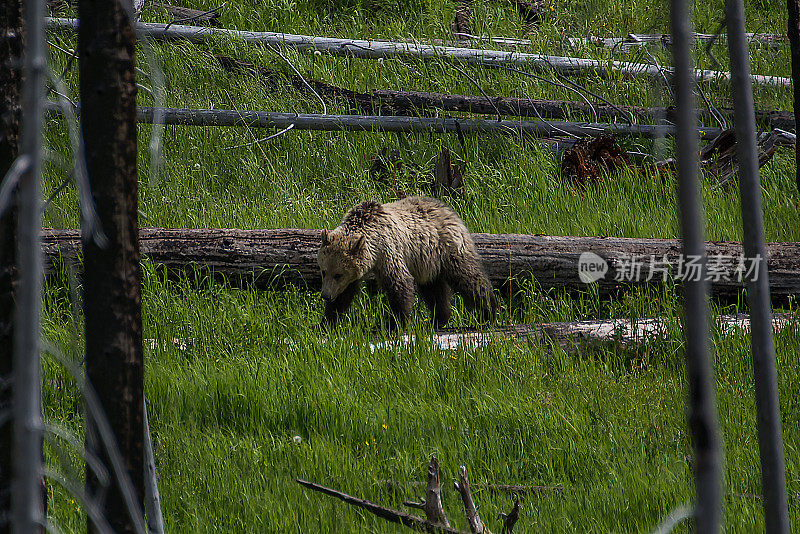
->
[450,63,502,121]
[266,43,328,115]
[223,123,295,150]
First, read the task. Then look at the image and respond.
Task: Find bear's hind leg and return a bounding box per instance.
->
[418,279,452,328]
[446,257,497,323]
[381,271,415,330]
[323,281,361,326]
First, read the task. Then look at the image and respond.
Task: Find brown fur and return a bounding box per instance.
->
[318,196,496,329]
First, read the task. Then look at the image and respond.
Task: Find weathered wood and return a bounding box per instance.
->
[371,90,795,131]
[699,129,795,187]
[296,479,468,534]
[42,228,800,301]
[366,314,795,353]
[45,18,791,88]
[368,315,794,353]
[214,54,795,130]
[454,467,490,534]
[567,32,785,52]
[44,103,724,139]
[149,313,797,354]
[403,457,451,528]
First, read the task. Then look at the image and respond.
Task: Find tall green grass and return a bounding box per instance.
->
[40,0,798,531]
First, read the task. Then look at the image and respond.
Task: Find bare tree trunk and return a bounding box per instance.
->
[78,0,144,531]
[0,0,23,530]
[789,0,800,217]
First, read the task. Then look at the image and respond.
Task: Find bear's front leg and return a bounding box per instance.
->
[381,272,415,331]
[418,279,452,328]
[322,281,361,326]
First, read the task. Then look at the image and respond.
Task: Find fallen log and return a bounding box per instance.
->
[365,314,796,353]
[214,54,396,116]
[155,314,797,354]
[43,228,800,301]
[213,55,794,130]
[45,18,791,88]
[371,91,795,132]
[45,103,724,139]
[567,32,785,52]
[699,129,796,188]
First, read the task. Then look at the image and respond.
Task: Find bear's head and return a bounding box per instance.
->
[317,229,368,302]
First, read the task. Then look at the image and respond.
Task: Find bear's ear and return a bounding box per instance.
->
[350,234,366,254]
[321,229,331,246]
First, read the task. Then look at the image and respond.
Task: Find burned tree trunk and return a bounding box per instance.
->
[0,0,24,529]
[78,0,145,531]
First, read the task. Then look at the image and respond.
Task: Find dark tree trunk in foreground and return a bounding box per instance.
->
[789,0,800,218]
[79,0,144,531]
[0,0,23,529]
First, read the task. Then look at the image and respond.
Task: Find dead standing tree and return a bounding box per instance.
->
[1,0,48,529]
[78,0,145,531]
[0,0,24,529]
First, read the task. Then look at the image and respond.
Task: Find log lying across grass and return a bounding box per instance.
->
[152,314,797,355]
[44,103,724,139]
[45,18,791,88]
[370,90,795,131]
[43,228,800,301]
[366,314,797,354]
[566,32,786,51]
[213,55,795,131]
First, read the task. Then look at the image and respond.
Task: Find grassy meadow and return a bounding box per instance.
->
[40,0,799,531]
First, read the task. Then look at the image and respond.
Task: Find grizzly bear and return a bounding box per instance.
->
[317,196,497,329]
